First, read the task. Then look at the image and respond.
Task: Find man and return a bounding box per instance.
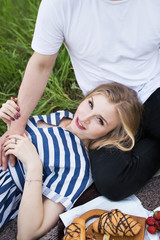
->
[1,0,160,199]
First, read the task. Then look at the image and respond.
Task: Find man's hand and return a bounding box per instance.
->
[0,126,26,171]
[0,51,57,171]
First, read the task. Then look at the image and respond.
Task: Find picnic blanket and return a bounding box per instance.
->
[0,175,160,240]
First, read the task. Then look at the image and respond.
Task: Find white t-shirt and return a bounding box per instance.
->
[32,0,160,103]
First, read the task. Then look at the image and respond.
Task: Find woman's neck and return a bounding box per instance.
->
[59,117,72,129]
[60,118,89,147]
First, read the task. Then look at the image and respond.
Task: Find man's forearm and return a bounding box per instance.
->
[0,52,57,170]
[10,52,57,129]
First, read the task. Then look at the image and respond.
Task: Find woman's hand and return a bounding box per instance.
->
[3,134,41,169]
[0,98,20,129]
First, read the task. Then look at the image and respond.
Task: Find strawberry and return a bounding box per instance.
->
[153,211,160,221]
[146,216,156,226]
[147,226,156,234]
[155,221,160,232]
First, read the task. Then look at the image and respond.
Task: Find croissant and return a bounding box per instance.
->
[92,209,141,237]
[63,217,85,240]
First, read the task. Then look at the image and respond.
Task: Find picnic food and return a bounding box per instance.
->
[147,226,156,234]
[81,209,107,221]
[86,223,110,240]
[153,211,160,220]
[146,210,160,234]
[146,216,156,226]
[63,217,85,240]
[63,209,142,239]
[155,221,160,231]
[92,209,141,237]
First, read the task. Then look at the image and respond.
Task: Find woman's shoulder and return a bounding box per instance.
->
[28,110,74,126]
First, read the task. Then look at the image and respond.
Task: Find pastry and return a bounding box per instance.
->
[63,217,85,240]
[86,223,110,240]
[92,209,141,237]
[81,209,107,221]
[63,209,142,239]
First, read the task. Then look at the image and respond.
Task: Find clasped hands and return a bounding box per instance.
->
[0,98,34,170]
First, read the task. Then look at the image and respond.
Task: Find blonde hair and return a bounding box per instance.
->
[84,83,143,151]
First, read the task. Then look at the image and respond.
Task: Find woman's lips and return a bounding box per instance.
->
[75,117,85,130]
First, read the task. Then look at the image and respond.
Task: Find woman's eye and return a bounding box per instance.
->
[98,118,104,126]
[88,100,93,109]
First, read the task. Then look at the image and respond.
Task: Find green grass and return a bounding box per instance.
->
[0,0,83,135]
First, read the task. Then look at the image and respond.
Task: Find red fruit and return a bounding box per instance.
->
[153,211,160,220]
[155,221,160,232]
[147,226,156,234]
[146,216,156,226]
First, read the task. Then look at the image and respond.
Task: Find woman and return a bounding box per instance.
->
[0,82,142,240]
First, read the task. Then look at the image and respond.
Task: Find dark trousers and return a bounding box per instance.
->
[89,88,160,200]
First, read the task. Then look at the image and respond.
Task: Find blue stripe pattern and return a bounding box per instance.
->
[0,110,93,227]
[55,128,70,194]
[65,133,80,196]
[0,168,22,228]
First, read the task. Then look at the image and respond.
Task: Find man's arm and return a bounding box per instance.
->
[0,51,58,170]
[16,51,58,126]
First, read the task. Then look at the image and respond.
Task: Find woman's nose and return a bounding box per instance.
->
[81,115,91,124]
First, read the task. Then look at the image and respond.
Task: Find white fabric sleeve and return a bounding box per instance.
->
[31,0,64,55]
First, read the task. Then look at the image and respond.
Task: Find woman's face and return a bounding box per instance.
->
[69,94,121,141]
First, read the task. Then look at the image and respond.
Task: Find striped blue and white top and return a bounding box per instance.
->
[9,110,93,210]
